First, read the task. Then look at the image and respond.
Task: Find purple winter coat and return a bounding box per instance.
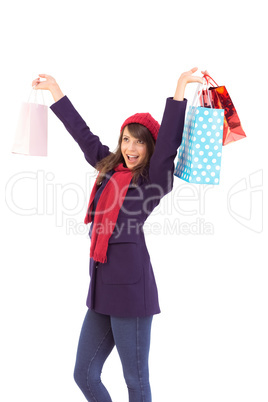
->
[50,96,187,317]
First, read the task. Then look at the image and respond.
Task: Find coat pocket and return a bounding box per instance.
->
[100,242,142,285]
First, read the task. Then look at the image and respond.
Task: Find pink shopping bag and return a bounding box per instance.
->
[12,89,48,156]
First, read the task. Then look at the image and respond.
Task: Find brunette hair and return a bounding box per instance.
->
[95,123,155,185]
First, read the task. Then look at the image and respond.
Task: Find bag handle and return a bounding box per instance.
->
[27,87,46,105]
[194,78,213,108]
[181,81,209,151]
[203,74,219,88]
[184,80,213,137]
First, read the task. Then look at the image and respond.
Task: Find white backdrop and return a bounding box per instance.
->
[1,1,267,401]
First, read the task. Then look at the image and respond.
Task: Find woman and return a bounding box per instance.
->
[32,67,204,402]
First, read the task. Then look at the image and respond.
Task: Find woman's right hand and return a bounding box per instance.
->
[32,74,64,103]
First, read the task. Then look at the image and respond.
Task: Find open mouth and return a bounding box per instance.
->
[127,154,139,161]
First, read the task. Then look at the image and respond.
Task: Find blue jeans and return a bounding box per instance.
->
[74,309,153,402]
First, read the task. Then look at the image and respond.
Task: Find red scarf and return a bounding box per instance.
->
[84,163,133,263]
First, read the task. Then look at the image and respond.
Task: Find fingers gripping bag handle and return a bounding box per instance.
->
[12,88,48,156]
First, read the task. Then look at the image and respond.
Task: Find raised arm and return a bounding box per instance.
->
[149,96,187,194]
[32,74,111,168]
[50,96,111,167]
[149,67,205,194]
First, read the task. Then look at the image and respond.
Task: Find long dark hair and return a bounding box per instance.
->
[95,123,155,185]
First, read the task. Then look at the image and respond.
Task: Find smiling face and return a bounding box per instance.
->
[121,126,148,169]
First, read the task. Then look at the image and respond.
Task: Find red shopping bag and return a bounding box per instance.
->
[201,74,246,146]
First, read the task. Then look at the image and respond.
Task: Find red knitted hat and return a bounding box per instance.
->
[120,112,160,141]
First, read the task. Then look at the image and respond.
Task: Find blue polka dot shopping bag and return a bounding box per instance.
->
[174,84,224,185]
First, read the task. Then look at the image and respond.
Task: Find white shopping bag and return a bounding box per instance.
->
[12,89,48,156]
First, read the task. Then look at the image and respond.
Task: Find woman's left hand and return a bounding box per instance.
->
[174,67,206,101]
